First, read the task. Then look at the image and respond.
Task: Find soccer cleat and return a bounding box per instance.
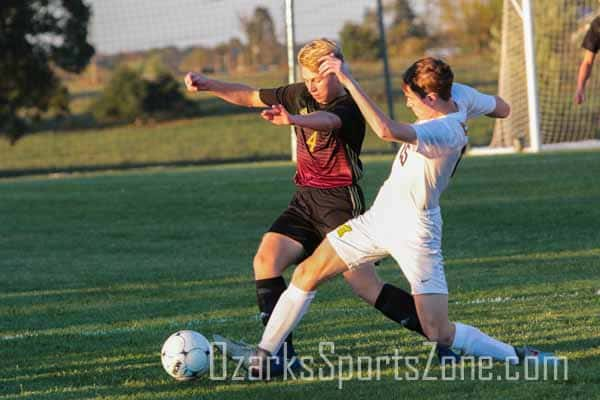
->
[213,335,302,379]
[212,334,254,368]
[247,346,274,379]
[270,342,303,376]
[514,346,561,367]
[436,344,461,365]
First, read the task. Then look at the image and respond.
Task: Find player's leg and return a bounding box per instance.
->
[397,208,521,362]
[342,264,383,304]
[389,210,548,365]
[392,214,519,363]
[254,232,304,280]
[413,294,519,362]
[242,213,389,377]
[253,195,320,365]
[343,266,424,334]
[412,293,453,345]
[216,232,306,375]
[343,261,461,361]
[258,211,385,355]
[324,185,428,335]
[258,237,349,354]
[253,231,305,346]
[320,186,426,335]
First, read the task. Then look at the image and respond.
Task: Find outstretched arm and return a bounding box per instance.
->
[487,96,511,118]
[261,104,341,131]
[318,55,416,144]
[575,50,596,105]
[184,72,266,108]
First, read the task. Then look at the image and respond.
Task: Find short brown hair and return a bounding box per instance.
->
[402,58,454,101]
[297,38,344,73]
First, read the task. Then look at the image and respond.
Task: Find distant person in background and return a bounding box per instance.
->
[575,15,600,105]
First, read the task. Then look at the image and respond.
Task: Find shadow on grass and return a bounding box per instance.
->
[0,155,290,179]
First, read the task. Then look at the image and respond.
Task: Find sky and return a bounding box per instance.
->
[87,0,379,54]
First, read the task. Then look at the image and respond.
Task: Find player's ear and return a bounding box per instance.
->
[425,92,438,104]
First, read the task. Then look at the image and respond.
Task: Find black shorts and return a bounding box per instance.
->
[268,185,365,257]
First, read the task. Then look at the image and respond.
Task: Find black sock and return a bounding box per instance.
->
[255,276,294,351]
[374,284,425,338]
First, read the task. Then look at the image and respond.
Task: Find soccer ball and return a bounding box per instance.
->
[161,330,212,381]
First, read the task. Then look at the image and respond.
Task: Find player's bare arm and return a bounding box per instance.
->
[486,96,511,118]
[184,72,266,108]
[318,55,417,145]
[575,50,596,105]
[261,104,342,131]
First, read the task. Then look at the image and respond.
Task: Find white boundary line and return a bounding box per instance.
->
[468,140,600,156]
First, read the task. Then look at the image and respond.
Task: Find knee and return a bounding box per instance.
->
[253,251,272,272]
[291,262,320,291]
[421,322,453,346]
[253,251,283,279]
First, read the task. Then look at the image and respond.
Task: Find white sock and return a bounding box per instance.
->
[452,322,518,363]
[258,283,316,354]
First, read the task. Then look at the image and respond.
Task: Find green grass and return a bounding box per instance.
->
[2,151,599,399]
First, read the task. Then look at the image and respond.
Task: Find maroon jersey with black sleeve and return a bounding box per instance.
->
[259,83,365,189]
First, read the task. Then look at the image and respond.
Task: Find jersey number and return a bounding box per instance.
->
[399,144,409,166]
[306,131,318,153]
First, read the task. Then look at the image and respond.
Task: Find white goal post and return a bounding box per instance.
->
[487,0,600,154]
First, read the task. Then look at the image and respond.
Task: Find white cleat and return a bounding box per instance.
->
[213,334,254,368]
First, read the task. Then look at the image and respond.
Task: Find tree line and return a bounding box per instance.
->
[1,0,503,144]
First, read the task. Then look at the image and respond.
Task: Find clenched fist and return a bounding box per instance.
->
[184,72,210,92]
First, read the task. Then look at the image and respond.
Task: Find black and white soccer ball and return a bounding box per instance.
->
[161,330,212,381]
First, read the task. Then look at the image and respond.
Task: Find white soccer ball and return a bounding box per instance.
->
[161,330,212,381]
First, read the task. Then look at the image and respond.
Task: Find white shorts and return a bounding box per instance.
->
[327,207,448,295]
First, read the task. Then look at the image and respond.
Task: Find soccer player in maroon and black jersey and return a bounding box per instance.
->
[185,38,453,373]
[259,82,365,192]
[575,15,600,105]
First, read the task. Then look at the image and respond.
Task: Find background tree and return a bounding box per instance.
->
[340,0,428,61]
[386,0,428,56]
[437,0,503,54]
[92,67,191,124]
[179,47,214,75]
[143,73,191,117]
[239,7,283,68]
[339,21,381,61]
[91,67,148,123]
[224,38,244,72]
[0,0,94,144]
[141,52,171,81]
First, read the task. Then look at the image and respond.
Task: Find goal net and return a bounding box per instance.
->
[492,0,600,151]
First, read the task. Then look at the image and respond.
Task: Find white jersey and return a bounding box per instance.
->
[451,82,497,120]
[327,83,497,294]
[371,83,496,213]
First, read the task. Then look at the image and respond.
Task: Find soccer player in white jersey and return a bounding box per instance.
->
[226,56,558,377]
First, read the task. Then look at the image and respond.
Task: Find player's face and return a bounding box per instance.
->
[301,66,340,104]
[402,84,436,121]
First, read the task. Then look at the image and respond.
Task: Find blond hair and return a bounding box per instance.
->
[297,38,344,72]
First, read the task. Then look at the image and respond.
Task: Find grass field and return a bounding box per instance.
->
[1,151,599,399]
